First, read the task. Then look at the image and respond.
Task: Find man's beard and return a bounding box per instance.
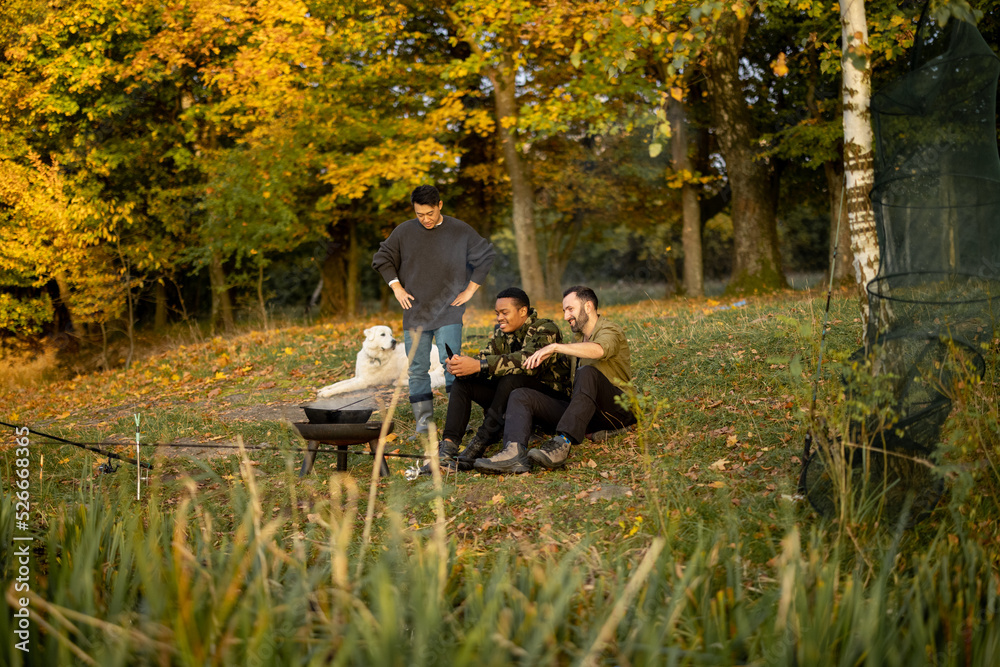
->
[569,310,589,334]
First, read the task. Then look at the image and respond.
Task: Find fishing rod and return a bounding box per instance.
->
[3,422,436,462]
[798,184,846,492]
[1,419,152,470]
[27,439,436,460]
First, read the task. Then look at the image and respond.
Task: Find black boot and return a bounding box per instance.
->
[418,438,459,476]
[452,433,494,471]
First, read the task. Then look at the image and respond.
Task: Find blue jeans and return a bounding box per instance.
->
[404,324,462,403]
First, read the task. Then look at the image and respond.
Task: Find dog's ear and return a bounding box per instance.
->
[363,327,373,339]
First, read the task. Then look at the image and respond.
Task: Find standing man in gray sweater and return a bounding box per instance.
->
[372,185,496,434]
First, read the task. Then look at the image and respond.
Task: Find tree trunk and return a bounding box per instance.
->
[542,211,583,300]
[841,0,880,338]
[823,164,855,283]
[209,252,235,333]
[346,220,358,317]
[704,13,786,293]
[320,235,348,318]
[154,280,168,330]
[492,58,546,299]
[670,101,704,297]
[256,262,269,330]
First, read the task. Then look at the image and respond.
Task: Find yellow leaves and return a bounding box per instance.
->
[491,493,504,505]
[670,86,683,102]
[620,14,636,28]
[771,52,789,77]
[284,347,295,355]
[709,458,729,471]
[619,515,643,537]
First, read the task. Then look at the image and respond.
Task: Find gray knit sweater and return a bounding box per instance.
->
[372,215,495,329]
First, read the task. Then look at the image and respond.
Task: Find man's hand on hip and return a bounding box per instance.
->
[450,281,481,307]
[391,283,415,310]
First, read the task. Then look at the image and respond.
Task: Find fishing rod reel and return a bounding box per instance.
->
[97,454,120,475]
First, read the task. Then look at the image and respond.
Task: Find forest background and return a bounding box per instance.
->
[0,0,996,364]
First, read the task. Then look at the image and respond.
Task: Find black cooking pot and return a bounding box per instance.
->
[300,399,374,424]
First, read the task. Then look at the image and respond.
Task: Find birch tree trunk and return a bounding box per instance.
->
[841,0,880,338]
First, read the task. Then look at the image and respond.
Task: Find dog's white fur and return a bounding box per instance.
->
[316,325,446,398]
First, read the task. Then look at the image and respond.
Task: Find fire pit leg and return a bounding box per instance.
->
[369,439,390,478]
[336,444,349,471]
[299,439,319,478]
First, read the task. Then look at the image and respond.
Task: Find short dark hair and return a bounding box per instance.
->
[496,287,530,310]
[410,185,441,207]
[563,285,598,310]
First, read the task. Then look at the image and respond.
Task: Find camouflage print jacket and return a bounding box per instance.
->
[479,308,572,396]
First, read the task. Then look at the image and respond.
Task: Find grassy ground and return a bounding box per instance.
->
[2,287,999,665]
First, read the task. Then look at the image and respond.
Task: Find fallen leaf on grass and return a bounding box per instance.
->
[709,458,729,471]
[491,494,504,505]
[706,481,726,489]
[726,434,739,447]
[587,459,597,468]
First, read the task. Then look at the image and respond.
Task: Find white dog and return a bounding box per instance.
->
[316,325,446,398]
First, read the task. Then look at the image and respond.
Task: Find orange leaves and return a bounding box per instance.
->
[771,52,789,77]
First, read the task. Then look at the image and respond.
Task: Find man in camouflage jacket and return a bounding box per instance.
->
[421,287,571,473]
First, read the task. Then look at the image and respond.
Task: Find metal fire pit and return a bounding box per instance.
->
[291,421,394,477]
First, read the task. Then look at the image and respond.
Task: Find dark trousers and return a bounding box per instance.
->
[503,366,636,446]
[442,374,561,445]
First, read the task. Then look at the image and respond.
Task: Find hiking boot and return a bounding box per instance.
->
[527,434,572,469]
[418,438,459,476]
[473,441,531,475]
[450,433,493,471]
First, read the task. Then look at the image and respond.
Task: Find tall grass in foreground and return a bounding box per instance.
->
[2,439,998,666]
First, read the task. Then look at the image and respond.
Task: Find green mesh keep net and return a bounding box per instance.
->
[802,17,999,525]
